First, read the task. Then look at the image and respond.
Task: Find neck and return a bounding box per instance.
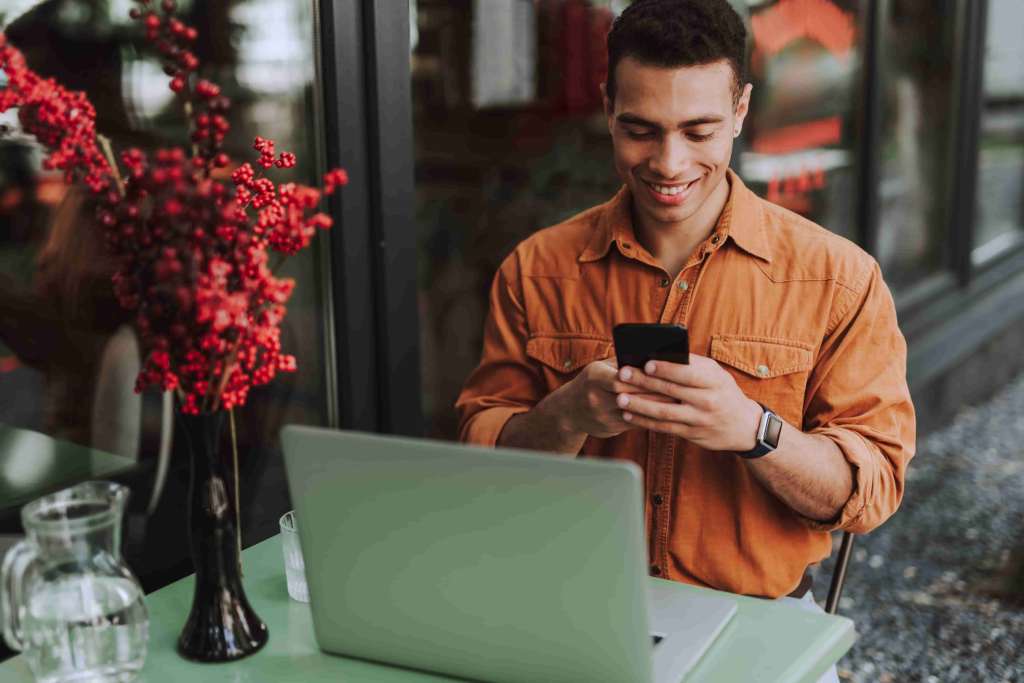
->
[633,173,730,279]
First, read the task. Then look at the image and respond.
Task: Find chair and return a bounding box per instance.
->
[824,531,855,615]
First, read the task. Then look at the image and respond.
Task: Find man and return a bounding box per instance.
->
[457,0,914,637]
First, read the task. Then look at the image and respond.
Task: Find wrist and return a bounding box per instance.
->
[735,398,763,453]
[537,387,583,439]
[736,401,784,459]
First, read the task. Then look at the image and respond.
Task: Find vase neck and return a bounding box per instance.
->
[177,411,227,462]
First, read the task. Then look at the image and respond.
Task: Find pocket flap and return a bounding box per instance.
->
[710,336,813,379]
[526,336,613,373]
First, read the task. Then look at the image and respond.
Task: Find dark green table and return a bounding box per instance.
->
[0,534,855,682]
[0,423,136,516]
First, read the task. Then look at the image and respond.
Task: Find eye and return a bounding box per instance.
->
[625,129,656,140]
[687,132,714,142]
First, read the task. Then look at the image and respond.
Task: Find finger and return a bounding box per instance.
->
[598,364,659,395]
[608,380,671,395]
[629,392,677,404]
[617,366,690,400]
[616,393,697,423]
[621,410,687,437]
[642,357,716,389]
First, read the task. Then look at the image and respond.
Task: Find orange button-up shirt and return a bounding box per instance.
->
[455,170,916,598]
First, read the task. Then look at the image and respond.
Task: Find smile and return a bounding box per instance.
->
[642,177,700,205]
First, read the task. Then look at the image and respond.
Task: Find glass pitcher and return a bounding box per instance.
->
[1,481,148,683]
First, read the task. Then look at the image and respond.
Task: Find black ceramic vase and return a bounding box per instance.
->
[175,410,268,662]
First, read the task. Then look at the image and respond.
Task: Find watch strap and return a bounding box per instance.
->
[738,403,782,459]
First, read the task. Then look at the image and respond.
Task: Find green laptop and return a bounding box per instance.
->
[281,426,737,683]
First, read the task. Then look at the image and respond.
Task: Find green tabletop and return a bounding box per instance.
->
[0,535,854,682]
[0,424,136,516]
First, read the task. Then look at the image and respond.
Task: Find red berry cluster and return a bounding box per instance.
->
[0,0,349,415]
[129,0,230,174]
[0,36,111,193]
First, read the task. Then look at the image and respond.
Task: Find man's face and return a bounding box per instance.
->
[605,57,751,231]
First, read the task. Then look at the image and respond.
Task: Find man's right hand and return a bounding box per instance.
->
[498,358,677,454]
[542,358,654,439]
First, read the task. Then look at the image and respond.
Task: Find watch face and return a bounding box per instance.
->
[764,411,783,449]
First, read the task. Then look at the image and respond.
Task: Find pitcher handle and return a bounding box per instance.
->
[1,539,37,651]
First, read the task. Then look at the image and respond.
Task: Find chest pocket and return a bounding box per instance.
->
[526,335,613,391]
[709,335,814,424]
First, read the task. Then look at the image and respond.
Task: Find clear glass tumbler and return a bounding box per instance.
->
[279,511,309,603]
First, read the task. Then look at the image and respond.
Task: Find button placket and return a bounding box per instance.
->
[654,436,675,575]
[645,431,660,566]
[661,258,703,325]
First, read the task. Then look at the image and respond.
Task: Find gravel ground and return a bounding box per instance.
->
[818,372,1024,682]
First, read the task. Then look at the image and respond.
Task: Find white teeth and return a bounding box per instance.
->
[649,181,692,196]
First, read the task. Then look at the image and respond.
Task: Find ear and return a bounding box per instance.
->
[732,83,752,137]
[600,82,614,135]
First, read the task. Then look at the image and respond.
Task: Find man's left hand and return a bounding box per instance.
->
[616,354,763,453]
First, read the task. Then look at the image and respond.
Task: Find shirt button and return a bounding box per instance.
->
[652,494,664,505]
[650,565,662,576]
[563,360,573,370]
[678,281,688,291]
[659,277,670,287]
[756,364,770,377]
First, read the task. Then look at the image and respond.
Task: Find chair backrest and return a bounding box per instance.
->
[824,531,854,614]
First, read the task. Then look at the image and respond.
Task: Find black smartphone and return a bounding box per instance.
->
[613,323,689,369]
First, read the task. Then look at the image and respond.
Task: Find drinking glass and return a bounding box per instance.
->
[279,511,309,602]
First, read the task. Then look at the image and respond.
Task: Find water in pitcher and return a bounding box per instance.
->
[21,574,148,683]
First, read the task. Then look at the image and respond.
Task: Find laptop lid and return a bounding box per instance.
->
[282,426,656,683]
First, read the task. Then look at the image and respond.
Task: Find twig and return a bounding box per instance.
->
[183,100,200,161]
[270,252,287,274]
[97,134,125,197]
[207,338,243,413]
[230,408,243,577]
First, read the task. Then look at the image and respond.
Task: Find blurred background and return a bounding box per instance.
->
[1,0,1023,679]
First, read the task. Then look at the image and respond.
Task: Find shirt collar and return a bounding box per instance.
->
[578,186,636,263]
[719,169,772,263]
[578,169,772,264]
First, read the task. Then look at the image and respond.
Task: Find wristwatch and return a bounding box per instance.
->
[738,403,783,459]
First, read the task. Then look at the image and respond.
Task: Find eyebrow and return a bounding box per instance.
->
[616,113,725,129]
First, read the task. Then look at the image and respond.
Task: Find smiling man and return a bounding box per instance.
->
[455,0,915,660]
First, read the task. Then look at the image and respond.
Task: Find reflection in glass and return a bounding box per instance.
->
[739,0,862,240]
[413,0,621,438]
[875,0,956,289]
[0,0,327,558]
[974,0,1024,264]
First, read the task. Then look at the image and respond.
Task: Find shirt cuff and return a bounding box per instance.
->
[800,427,876,533]
[459,405,532,447]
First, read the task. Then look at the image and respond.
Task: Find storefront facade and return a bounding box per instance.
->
[0,0,1021,603]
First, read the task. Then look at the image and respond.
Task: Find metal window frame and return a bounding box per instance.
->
[315,0,423,436]
[948,0,987,287]
[854,0,883,257]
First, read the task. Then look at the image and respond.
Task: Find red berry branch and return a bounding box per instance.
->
[0,0,348,415]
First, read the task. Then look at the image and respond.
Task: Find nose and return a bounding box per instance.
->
[648,135,694,180]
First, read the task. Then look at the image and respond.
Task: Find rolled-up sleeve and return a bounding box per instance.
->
[802,260,917,534]
[455,250,542,446]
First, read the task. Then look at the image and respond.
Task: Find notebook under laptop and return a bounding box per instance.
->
[281,426,736,683]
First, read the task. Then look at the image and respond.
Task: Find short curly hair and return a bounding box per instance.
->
[606,0,747,103]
